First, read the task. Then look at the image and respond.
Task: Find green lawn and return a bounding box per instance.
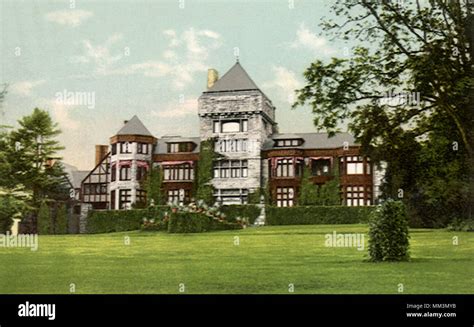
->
[0,225,472,294]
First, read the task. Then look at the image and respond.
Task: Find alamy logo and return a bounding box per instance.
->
[325,231,365,251]
[0,232,38,251]
[55,89,95,109]
[18,301,56,321]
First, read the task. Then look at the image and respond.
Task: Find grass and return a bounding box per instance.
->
[0,224,472,294]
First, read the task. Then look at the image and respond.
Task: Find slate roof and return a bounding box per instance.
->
[116,115,153,136]
[62,163,89,188]
[262,132,357,150]
[206,62,260,93]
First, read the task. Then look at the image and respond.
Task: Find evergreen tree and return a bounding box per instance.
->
[55,203,68,234]
[9,108,66,205]
[319,159,341,206]
[298,164,319,205]
[37,200,52,235]
[144,165,163,206]
[196,139,216,205]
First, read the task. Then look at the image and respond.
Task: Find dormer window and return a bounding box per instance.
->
[167,142,194,153]
[275,139,302,147]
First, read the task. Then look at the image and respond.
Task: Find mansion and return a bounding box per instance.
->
[69,61,383,210]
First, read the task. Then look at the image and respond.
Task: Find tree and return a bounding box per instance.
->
[196,139,216,205]
[37,200,52,235]
[144,165,163,206]
[9,108,67,205]
[293,1,473,225]
[298,164,319,205]
[55,203,68,234]
[319,159,341,206]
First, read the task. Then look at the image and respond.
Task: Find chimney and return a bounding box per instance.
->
[95,145,109,166]
[207,68,219,90]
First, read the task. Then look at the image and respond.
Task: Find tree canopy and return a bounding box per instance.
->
[293,0,473,226]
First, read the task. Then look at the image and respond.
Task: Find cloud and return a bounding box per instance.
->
[70,28,222,90]
[70,34,124,74]
[45,9,93,27]
[263,66,302,104]
[151,98,198,118]
[10,80,46,96]
[290,23,336,56]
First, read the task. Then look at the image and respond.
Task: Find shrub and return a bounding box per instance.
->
[220,205,261,224]
[141,219,168,231]
[168,212,210,233]
[447,218,474,232]
[37,201,52,235]
[368,200,410,262]
[168,211,242,233]
[86,206,170,234]
[265,206,375,225]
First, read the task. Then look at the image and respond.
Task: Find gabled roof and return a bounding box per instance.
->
[116,115,153,136]
[206,62,260,93]
[262,132,358,150]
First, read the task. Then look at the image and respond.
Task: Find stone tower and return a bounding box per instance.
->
[109,115,156,209]
[198,61,277,204]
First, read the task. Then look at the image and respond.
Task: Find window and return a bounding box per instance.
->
[136,166,147,181]
[167,143,191,153]
[276,159,294,177]
[345,186,371,206]
[276,187,294,207]
[343,156,365,175]
[221,121,240,133]
[163,164,194,181]
[111,190,116,209]
[215,139,247,153]
[312,159,331,176]
[120,165,131,181]
[213,119,248,133]
[214,189,248,205]
[119,189,132,209]
[136,189,147,205]
[167,189,190,205]
[120,142,131,154]
[111,144,117,155]
[137,143,148,154]
[111,165,116,181]
[276,139,301,147]
[213,160,248,179]
[242,120,248,132]
[168,143,179,153]
[213,121,220,133]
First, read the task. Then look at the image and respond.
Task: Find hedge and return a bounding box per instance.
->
[220,205,261,224]
[265,206,376,225]
[86,206,170,234]
[168,211,242,233]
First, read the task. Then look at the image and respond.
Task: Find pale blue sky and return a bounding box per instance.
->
[1,0,353,169]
